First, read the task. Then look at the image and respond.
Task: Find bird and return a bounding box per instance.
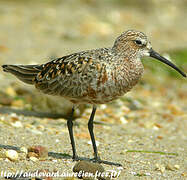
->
[2,30,186,166]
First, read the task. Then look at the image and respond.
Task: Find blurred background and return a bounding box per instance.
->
[0,0,186,115]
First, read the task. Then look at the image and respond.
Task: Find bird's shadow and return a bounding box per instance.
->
[0,106,72,120]
[0,144,98,162]
[0,144,72,160]
[0,144,121,165]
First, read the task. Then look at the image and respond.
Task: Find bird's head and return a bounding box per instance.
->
[112,30,186,77]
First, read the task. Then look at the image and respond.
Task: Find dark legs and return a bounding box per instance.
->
[67,106,98,161]
[67,107,78,160]
[87,106,121,166]
[88,106,100,161]
[67,105,122,166]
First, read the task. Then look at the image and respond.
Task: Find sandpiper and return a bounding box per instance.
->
[2,30,186,166]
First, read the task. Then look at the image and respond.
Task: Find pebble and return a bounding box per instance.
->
[73,161,105,179]
[29,156,39,162]
[182,172,187,177]
[28,145,48,159]
[120,116,128,124]
[166,164,175,171]
[11,121,23,128]
[155,164,165,173]
[5,150,18,161]
[174,164,180,170]
[27,152,38,158]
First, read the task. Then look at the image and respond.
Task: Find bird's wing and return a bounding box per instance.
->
[34,52,102,97]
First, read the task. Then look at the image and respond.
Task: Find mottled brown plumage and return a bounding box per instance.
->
[2,30,186,166]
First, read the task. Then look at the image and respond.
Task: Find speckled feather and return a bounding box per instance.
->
[2,30,148,104]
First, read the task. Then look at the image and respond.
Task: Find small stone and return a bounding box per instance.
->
[27,152,38,158]
[11,121,23,128]
[182,172,187,177]
[5,158,10,162]
[130,171,137,175]
[73,161,105,179]
[166,164,175,171]
[5,150,18,161]
[145,172,151,176]
[157,135,163,140]
[29,156,39,162]
[120,116,128,124]
[174,165,180,170]
[155,164,165,173]
[154,123,162,128]
[28,145,48,159]
[161,167,166,173]
[10,113,19,121]
[117,166,123,170]
[55,139,60,143]
[36,125,45,131]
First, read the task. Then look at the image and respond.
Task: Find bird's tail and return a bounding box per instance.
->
[2,64,42,85]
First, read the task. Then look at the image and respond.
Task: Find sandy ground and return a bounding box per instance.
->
[0,1,187,179]
[0,94,186,180]
[0,79,186,180]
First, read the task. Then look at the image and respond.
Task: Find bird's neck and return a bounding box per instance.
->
[113,56,144,91]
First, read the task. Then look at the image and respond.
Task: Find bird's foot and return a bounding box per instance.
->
[72,155,80,161]
[91,157,122,167]
[72,155,122,166]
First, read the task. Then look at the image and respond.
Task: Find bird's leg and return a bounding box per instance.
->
[88,105,122,167]
[67,105,122,166]
[67,107,78,160]
[88,105,100,161]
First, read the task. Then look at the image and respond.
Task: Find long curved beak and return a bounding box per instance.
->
[149,48,186,77]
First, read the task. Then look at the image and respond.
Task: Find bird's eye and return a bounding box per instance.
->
[134,40,142,45]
